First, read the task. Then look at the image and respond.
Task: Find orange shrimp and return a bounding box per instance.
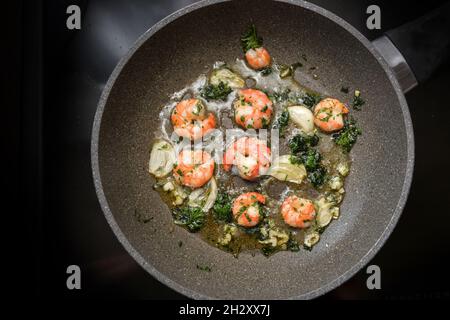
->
[245,47,271,70]
[234,89,273,129]
[232,192,266,227]
[313,98,349,132]
[173,149,214,188]
[223,136,271,181]
[171,99,216,140]
[281,195,316,228]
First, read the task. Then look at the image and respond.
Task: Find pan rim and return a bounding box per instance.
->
[91,0,415,300]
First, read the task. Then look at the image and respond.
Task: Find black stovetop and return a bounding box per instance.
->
[24,0,450,299]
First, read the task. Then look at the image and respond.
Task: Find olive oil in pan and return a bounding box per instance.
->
[151,59,352,256]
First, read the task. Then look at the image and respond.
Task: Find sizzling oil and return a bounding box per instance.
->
[153,58,351,256]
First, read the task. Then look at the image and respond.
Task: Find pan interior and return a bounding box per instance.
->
[95,0,410,299]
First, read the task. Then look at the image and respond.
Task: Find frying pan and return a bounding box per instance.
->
[91,0,450,299]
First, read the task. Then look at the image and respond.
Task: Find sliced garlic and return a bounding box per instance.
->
[148,140,176,178]
[268,155,306,184]
[336,162,350,177]
[287,105,315,134]
[329,176,343,190]
[315,197,333,228]
[210,68,245,89]
[187,177,218,212]
[304,230,320,248]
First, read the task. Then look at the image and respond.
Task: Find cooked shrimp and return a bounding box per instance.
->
[234,89,273,129]
[245,47,271,70]
[232,192,266,227]
[173,149,215,188]
[223,136,271,181]
[171,98,216,140]
[281,195,316,228]
[313,98,349,132]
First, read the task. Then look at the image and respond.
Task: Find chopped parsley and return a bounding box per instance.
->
[288,133,319,153]
[212,193,233,222]
[269,89,291,103]
[351,90,365,110]
[201,81,232,101]
[301,92,322,109]
[196,264,212,272]
[241,24,263,53]
[273,110,289,136]
[260,67,272,76]
[332,117,362,152]
[289,133,327,188]
[173,206,206,232]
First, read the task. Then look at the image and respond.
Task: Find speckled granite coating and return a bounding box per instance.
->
[91,0,414,299]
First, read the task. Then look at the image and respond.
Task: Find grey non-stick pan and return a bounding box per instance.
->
[91,0,450,299]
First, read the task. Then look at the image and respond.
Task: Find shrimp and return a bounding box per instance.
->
[234,89,273,129]
[313,98,349,132]
[223,136,271,181]
[281,195,316,228]
[173,149,215,188]
[245,47,271,70]
[232,192,266,227]
[171,98,216,140]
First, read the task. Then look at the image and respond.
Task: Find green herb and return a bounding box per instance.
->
[237,205,248,217]
[261,105,268,112]
[212,193,233,222]
[299,149,321,171]
[260,67,272,76]
[351,90,365,110]
[196,264,212,272]
[173,206,206,232]
[258,204,269,219]
[318,109,334,122]
[308,165,327,188]
[301,92,321,109]
[289,134,327,188]
[201,81,232,101]
[288,133,319,154]
[273,110,289,136]
[261,117,269,129]
[176,169,183,176]
[287,236,300,252]
[241,24,263,53]
[332,117,362,152]
[269,88,291,103]
[262,245,277,257]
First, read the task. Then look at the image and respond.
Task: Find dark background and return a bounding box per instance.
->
[17,0,450,299]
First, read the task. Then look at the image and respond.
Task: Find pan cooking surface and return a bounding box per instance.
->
[150,50,356,257]
[92,0,413,299]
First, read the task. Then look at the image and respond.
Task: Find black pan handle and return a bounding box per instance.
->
[372,2,450,93]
